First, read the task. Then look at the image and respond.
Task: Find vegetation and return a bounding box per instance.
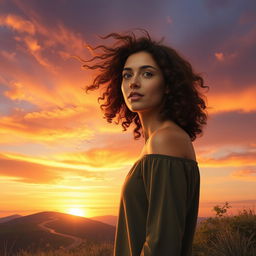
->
[212,201,232,218]
[2,241,114,256]
[193,203,256,256]
[2,203,256,256]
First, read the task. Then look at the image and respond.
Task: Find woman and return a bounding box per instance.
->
[75,29,208,256]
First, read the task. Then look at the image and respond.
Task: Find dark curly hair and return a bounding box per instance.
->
[73,29,209,141]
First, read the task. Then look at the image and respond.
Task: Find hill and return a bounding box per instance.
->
[0,214,22,223]
[90,215,117,227]
[90,215,206,226]
[0,211,115,255]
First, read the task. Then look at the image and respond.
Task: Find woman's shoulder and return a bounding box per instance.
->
[146,126,197,162]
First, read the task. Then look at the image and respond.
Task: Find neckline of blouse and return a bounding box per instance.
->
[135,153,198,165]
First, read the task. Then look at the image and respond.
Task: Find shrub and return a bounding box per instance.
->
[192,207,256,256]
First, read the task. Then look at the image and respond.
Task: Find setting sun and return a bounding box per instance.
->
[67,208,86,217]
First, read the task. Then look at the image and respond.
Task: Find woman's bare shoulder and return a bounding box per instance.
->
[147,127,196,161]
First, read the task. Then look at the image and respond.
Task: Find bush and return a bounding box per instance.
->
[192,206,256,256]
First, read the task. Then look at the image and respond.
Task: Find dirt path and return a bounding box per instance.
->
[38,217,84,250]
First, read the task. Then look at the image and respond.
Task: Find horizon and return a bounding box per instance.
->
[0,210,234,219]
[2,200,255,219]
[0,210,116,219]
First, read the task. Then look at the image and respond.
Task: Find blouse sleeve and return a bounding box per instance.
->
[139,155,199,256]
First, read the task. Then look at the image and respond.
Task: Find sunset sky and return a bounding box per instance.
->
[0,0,255,218]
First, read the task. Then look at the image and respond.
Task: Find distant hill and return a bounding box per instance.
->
[0,211,115,255]
[90,215,207,226]
[90,215,117,227]
[0,214,22,223]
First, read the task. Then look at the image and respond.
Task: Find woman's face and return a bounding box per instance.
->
[121,51,167,114]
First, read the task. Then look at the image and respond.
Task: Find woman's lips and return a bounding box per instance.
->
[130,95,143,101]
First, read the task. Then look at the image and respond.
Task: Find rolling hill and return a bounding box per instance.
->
[0,214,22,223]
[90,215,117,227]
[0,211,115,255]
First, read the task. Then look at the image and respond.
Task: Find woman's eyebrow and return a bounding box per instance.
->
[122,65,158,71]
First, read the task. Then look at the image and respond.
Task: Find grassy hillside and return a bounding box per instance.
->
[4,241,113,256]
[0,211,115,255]
[47,213,115,243]
[193,208,256,256]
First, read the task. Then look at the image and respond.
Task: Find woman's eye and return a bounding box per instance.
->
[143,71,153,78]
[122,73,132,79]
[122,71,153,79]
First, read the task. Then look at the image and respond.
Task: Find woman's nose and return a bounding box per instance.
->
[129,77,140,89]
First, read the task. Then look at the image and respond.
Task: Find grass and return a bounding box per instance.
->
[192,208,256,256]
[3,241,114,256]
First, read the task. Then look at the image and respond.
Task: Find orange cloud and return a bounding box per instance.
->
[0,152,106,184]
[24,105,87,120]
[13,35,59,74]
[208,86,256,113]
[4,81,27,100]
[0,141,146,187]
[0,105,96,145]
[0,14,35,34]
[215,52,224,61]
[198,150,256,167]
[0,153,61,183]
[5,12,88,58]
[214,51,238,62]
[23,36,41,51]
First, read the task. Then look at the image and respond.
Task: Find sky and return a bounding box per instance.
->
[0,0,255,218]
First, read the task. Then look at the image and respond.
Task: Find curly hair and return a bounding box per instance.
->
[73,29,209,141]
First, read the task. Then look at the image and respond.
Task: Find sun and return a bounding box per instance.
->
[67,208,86,217]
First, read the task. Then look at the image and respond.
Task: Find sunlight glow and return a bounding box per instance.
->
[67,207,86,217]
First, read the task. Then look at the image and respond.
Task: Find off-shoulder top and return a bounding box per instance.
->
[113,154,200,256]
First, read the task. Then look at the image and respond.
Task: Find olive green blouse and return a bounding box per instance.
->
[113,154,200,256]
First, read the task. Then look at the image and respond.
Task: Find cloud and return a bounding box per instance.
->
[0,153,61,183]
[0,7,98,117]
[0,105,96,145]
[4,81,27,100]
[0,11,88,57]
[0,14,36,34]
[0,152,105,184]
[207,86,256,113]
[214,52,224,61]
[196,110,256,147]
[0,140,142,185]
[24,105,87,120]
[197,146,256,167]
[0,50,16,61]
